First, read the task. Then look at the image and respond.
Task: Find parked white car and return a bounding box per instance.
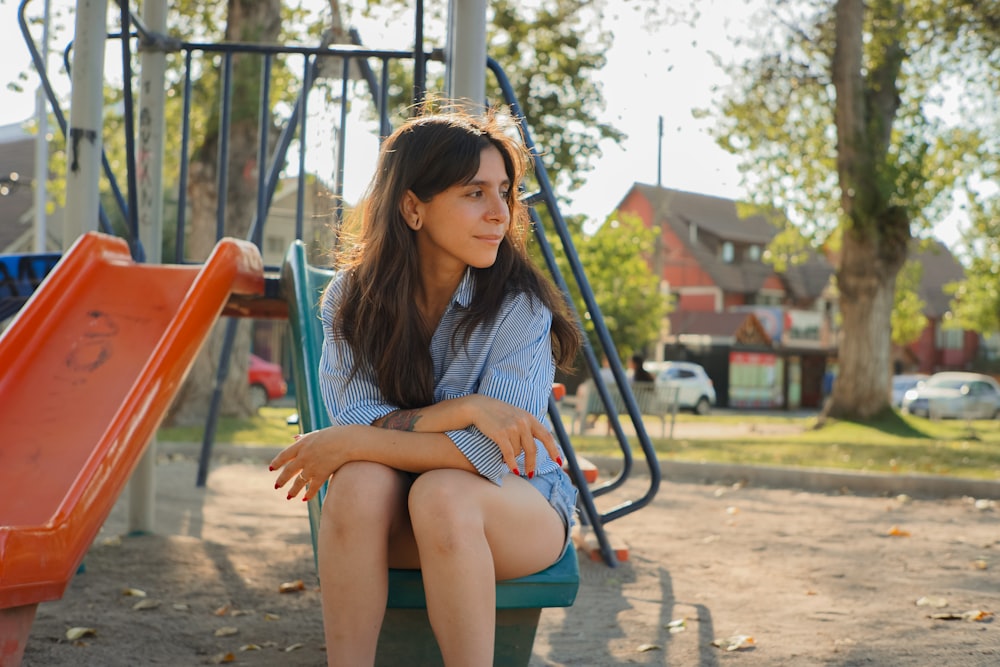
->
[901,372,1000,420]
[653,361,716,415]
[891,373,929,408]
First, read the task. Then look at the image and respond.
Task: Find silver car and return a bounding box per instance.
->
[653,361,717,415]
[901,372,1000,419]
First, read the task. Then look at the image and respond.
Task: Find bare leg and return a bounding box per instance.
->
[407,469,565,667]
[318,461,417,667]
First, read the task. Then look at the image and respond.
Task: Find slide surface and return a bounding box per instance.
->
[0,232,264,612]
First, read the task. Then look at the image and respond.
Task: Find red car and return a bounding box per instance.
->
[248,353,287,410]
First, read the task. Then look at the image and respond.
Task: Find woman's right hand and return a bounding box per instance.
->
[462,394,562,478]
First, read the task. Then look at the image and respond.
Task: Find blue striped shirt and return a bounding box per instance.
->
[318,269,561,485]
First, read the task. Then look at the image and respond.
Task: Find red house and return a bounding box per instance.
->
[616,183,977,409]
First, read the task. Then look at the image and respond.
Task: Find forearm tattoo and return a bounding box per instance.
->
[378,409,422,431]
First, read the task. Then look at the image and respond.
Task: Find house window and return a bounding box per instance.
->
[935,326,964,351]
[721,242,734,263]
[748,244,761,261]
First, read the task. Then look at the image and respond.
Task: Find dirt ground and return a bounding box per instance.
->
[21,445,1000,667]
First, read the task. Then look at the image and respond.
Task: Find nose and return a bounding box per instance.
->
[487,192,509,225]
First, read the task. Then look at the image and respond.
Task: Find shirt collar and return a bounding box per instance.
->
[453,268,475,309]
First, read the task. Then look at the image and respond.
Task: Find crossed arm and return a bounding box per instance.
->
[271,394,560,502]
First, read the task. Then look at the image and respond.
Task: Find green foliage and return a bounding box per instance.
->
[708,0,998,244]
[550,211,670,361]
[944,195,1000,336]
[891,260,927,346]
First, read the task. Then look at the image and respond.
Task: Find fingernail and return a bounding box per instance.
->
[302,496,309,502]
[512,467,520,476]
[556,456,563,466]
[286,494,294,500]
[528,470,534,479]
[268,465,275,471]
[274,482,280,489]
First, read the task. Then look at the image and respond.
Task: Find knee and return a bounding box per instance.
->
[321,461,401,534]
[408,470,481,546]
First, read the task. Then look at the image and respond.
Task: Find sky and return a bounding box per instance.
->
[0,0,963,249]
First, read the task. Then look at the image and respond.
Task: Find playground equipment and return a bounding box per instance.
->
[0,232,266,665]
[2,0,666,662]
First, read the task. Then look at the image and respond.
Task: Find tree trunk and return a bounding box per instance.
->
[823,0,910,421]
[166,0,282,426]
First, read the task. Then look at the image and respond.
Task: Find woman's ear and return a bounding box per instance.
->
[400,191,422,230]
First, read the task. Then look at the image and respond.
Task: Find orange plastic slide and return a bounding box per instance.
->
[0,232,264,665]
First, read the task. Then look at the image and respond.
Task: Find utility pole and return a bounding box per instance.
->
[656,115,663,188]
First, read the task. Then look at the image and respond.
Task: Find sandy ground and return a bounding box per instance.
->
[20,445,1000,667]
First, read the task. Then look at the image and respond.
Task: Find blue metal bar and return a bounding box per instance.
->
[196,318,240,488]
[412,0,425,110]
[252,54,272,250]
[216,52,233,242]
[379,58,391,138]
[334,56,350,231]
[489,57,662,562]
[118,4,144,261]
[175,52,194,263]
[295,55,311,242]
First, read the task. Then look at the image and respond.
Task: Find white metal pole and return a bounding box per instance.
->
[446,0,487,109]
[128,0,169,535]
[62,0,109,250]
[33,0,52,253]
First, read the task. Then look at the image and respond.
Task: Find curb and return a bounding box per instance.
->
[581,455,1000,500]
[161,442,1000,501]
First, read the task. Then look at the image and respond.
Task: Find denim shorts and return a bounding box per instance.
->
[527,468,578,554]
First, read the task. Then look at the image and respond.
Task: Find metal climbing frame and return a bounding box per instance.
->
[17,0,661,566]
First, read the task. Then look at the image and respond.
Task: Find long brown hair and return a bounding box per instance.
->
[333,109,580,408]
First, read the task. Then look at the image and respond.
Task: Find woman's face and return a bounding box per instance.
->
[408,145,511,275]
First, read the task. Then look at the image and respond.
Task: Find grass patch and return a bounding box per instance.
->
[567,412,1000,480]
[158,406,299,446]
[157,407,1000,481]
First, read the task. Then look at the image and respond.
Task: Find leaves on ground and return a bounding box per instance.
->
[279,579,306,593]
[65,627,97,640]
[207,652,236,664]
[636,643,662,652]
[666,618,687,633]
[214,626,239,637]
[712,634,755,651]
[929,610,994,622]
[132,599,161,611]
[887,525,911,537]
[121,588,147,598]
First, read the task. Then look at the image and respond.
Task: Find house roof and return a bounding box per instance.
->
[0,124,35,253]
[668,310,772,347]
[632,183,777,244]
[626,183,834,299]
[911,238,965,318]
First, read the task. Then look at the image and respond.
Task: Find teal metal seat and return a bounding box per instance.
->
[281,240,579,666]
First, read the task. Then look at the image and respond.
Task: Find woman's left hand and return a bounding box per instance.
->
[270,425,358,501]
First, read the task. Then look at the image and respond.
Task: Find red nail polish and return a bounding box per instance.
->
[528,470,534,479]
[556,456,563,466]
[302,496,309,502]
[268,465,275,471]
[286,494,293,500]
[274,482,280,489]
[512,467,520,476]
